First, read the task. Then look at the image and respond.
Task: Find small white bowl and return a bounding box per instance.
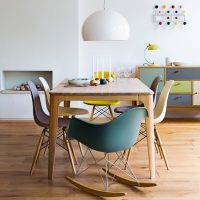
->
[173,62,183,66]
[68,78,91,86]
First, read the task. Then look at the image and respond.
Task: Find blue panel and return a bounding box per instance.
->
[168,94,192,105]
[166,68,200,80]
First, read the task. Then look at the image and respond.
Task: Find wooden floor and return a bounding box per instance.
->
[166,107,200,119]
[0,120,200,200]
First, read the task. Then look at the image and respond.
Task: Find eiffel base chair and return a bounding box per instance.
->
[39,77,87,159]
[114,76,161,112]
[28,81,77,175]
[117,80,174,170]
[65,108,156,197]
[115,76,161,168]
[83,71,120,121]
[39,77,89,117]
[85,101,119,121]
[30,127,77,175]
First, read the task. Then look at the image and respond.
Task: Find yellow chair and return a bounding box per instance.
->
[84,71,120,121]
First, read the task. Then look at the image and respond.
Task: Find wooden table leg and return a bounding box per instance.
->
[64,101,70,108]
[48,95,60,180]
[139,94,155,179]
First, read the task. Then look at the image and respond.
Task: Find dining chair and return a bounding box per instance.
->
[39,77,87,158]
[39,77,89,117]
[83,71,120,121]
[114,76,161,113]
[123,80,174,170]
[152,80,174,169]
[114,76,161,168]
[65,107,156,197]
[28,81,77,175]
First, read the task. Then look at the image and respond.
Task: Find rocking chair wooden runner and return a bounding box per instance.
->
[65,108,156,197]
[28,81,77,175]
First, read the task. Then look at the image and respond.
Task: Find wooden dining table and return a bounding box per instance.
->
[48,78,155,180]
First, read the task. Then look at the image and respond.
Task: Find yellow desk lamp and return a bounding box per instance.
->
[144,44,159,66]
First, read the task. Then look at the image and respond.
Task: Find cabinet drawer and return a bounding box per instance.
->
[139,68,164,93]
[168,94,192,105]
[170,81,192,94]
[192,81,200,105]
[166,68,200,80]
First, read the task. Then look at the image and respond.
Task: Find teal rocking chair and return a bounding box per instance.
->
[65,107,156,197]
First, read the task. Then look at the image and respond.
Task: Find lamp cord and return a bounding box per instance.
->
[104,0,106,10]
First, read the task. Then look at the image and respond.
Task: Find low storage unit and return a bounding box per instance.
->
[136,66,200,118]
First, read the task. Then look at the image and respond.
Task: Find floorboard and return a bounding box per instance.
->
[0,120,200,200]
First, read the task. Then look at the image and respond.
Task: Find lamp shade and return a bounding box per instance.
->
[147,44,159,50]
[82,10,130,41]
[144,44,159,66]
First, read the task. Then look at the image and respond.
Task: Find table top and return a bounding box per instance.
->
[50,78,153,96]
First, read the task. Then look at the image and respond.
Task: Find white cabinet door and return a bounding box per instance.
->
[192,81,200,105]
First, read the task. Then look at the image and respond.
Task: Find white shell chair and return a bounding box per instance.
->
[152,80,174,169]
[154,80,174,124]
[39,77,89,117]
[126,80,174,170]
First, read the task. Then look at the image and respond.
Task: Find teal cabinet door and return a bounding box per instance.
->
[139,68,165,93]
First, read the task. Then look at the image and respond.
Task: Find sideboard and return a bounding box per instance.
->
[136,66,200,118]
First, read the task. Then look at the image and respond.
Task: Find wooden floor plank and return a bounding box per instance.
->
[0,120,200,199]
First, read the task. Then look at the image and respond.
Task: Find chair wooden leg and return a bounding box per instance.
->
[36,132,46,163]
[30,130,45,176]
[89,106,96,121]
[154,126,163,158]
[126,148,132,163]
[108,106,114,119]
[78,142,84,157]
[124,148,132,169]
[69,140,78,165]
[43,140,49,155]
[64,139,76,175]
[154,140,159,154]
[123,150,127,157]
[154,126,169,170]
[62,127,78,165]
[154,126,164,159]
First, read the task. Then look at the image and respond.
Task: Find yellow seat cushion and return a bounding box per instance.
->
[84,100,120,106]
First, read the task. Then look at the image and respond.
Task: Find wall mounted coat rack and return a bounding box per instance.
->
[153,5,187,27]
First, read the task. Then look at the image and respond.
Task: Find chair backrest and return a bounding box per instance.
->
[150,76,161,108]
[39,77,51,112]
[68,107,148,153]
[154,80,174,124]
[28,81,49,127]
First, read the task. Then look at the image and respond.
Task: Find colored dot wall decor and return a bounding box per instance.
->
[153,5,187,27]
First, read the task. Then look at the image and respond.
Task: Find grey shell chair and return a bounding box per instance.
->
[114,76,161,113]
[28,81,77,175]
[65,107,156,197]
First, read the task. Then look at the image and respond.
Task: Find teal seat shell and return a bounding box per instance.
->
[68,107,148,153]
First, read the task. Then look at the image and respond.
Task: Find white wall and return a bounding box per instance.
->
[0,0,200,118]
[0,0,79,119]
[79,0,200,78]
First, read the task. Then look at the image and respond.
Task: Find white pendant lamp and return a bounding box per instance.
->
[82,0,130,41]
